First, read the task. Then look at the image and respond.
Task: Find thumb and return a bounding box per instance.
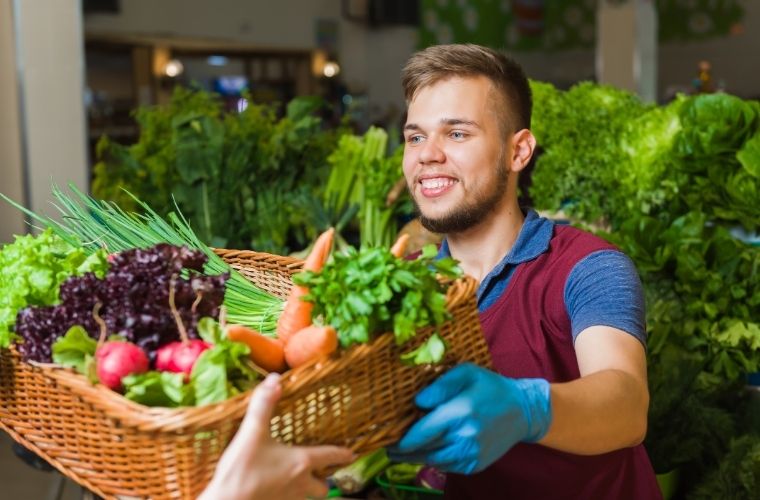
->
[416,363,477,409]
[239,373,282,437]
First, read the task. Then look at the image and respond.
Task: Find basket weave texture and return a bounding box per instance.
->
[0,248,492,499]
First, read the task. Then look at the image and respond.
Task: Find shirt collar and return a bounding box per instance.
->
[436,209,554,266]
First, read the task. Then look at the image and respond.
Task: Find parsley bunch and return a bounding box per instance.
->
[293,244,462,360]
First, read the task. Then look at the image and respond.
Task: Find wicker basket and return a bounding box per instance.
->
[0,249,491,499]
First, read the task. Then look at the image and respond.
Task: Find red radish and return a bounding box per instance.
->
[95,341,149,391]
[155,339,211,380]
[155,277,213,380]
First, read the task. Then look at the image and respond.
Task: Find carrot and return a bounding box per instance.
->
[226,323,287,373]
[276,228,335,344]
[390,233,410,258]
[284,325,338,369]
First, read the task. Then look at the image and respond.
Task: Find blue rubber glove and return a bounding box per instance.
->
[387,363,552,474]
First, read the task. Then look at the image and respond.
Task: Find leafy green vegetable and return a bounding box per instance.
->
[691,434,760,499]
[92,87,347,255]
[529,81,649,224]
[123,371,191,407]
[675,93,759,162]
[0,229,108,348]
[293,244,461,360]
[51,325,97,374]
[191,318,258,405]
[737,131,760,179]
[191,339,257,405]
[400,333,447,366]
[529,81,760,493]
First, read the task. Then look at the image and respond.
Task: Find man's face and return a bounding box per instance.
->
[402,76,510,234]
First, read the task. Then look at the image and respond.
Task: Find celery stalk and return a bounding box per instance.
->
[332,448,390,494]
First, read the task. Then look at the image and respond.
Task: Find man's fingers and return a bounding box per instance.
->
[302,445,355,470]
[415,363,477,409]
[239,373,282,435]
[394,395,472,453]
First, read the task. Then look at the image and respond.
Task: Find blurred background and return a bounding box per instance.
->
[1,1,759,499]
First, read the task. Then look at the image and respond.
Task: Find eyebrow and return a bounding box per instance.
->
[404,118,482,133]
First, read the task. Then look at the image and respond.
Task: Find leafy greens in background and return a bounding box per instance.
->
[92,88,347,254]
[528,81,649,225]
[92,88,413,256]
[529,81,760,495]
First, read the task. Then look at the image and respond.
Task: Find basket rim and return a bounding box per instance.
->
[212,247,302,272]
[2,274,479,431]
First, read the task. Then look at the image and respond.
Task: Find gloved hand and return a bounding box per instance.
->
[387,363,552,474]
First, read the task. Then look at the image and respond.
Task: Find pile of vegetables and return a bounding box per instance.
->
[0,229,108,349]
[294,241,461,364]
[16,244,226,363]
[529,81,760,496]
[7,242,257,407]
[1,184,465,407]
[2,185,284,334]
[224,228,463,373]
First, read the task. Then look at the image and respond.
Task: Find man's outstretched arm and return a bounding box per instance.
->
[538,325,649,455]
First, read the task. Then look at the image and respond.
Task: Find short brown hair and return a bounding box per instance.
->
[401,44,532,134]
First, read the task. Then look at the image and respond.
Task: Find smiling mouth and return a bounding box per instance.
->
[418,177,458,197]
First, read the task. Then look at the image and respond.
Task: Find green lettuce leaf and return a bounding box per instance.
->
[191,337,257,406]
[123,371,192,407]
[400,333,447,366]
[0,229,108,348]
[51,325,97,374]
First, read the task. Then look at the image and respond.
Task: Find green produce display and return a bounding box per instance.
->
[529,81,760,497]
[91,88,412,256]
[92,89,344,253]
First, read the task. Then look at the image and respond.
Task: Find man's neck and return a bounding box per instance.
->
[446,199,525,283]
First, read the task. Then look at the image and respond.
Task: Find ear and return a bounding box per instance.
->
[509,129,536,173]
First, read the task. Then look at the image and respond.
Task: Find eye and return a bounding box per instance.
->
[450,130,468,140]
[407,134,424,145]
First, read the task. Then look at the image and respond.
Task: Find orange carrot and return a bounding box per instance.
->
[284,325,338,369]
[276,228,335,344]
[390,233,410,258]
[226,323,287,373]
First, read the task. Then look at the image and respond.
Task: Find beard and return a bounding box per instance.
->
[412,151,509,234]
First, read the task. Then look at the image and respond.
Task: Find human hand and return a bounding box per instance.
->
[387,363,551,474]
[199,373,355,500]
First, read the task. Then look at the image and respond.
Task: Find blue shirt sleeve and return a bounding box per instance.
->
[563,250,647,347]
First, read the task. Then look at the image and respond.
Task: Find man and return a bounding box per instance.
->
[388,44,661,499]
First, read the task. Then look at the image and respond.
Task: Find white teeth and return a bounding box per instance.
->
[420,178,454,190]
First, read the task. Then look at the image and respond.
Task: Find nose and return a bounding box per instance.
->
[418,136,445,164]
